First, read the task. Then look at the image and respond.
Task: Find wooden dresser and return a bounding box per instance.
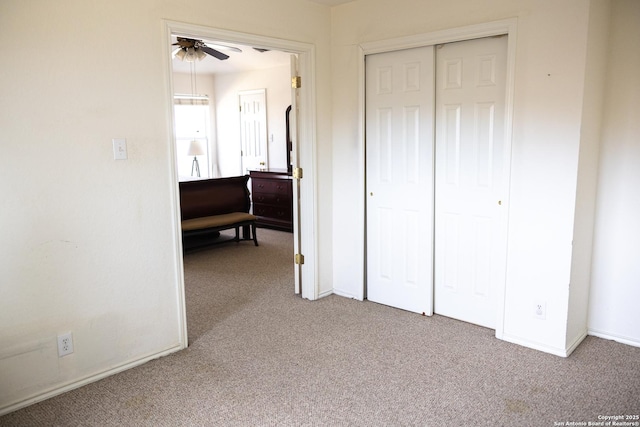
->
[249,169,293,232]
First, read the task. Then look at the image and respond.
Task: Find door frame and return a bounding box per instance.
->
[162,20,319,348]
[358,18,517,339]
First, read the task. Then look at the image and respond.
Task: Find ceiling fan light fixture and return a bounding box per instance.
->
[174,48,186,60]
[184,47,198,62]
[180,47,206,62]
[172,37,230,62]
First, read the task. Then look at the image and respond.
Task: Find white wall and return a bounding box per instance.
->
[213,65,292,177]
[589,0,640,347]
[330,0,599,355]
[567,0,611,351]
[0,0,331,414]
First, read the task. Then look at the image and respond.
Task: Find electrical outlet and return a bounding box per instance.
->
[57,332,74,357]
[534,301,547,320]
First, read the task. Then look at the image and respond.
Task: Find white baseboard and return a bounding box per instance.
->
[332,289,363,301]
[500,333,575,357]
[0,345,183,416]
[501,329,640,357]
[588,329,640,348]
[318,289,334,299]
[565,330,588,356]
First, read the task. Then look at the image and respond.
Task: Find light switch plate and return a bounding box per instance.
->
[112,138,127,160]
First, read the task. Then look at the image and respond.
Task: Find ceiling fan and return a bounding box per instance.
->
[172,37,232,61]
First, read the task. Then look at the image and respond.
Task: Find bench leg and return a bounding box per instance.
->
[252,223,259,246]
[242,224,251,240]
[234,226,240,242]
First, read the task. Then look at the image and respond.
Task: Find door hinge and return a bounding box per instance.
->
[294,253,305,265]
[292,76,302,89]
[293,167,303,179]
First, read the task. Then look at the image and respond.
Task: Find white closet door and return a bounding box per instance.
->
[434,36,508,329]
[365,46,435,315]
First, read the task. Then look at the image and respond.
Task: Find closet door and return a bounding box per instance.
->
[365,46,435,314]
[434,36,508,329]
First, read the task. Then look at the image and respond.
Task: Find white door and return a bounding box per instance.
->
[365,46,435,314]
[239,89,268,174]
[290,54,302,295]
[434,36,508,329]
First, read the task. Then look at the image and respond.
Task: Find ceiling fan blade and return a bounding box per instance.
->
[206,43,242,53]
[200,45,229,60]
[253,47,270,53]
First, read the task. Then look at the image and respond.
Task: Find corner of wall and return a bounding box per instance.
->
[566,0,612,349]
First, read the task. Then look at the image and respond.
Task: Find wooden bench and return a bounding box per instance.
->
[179,176,258,250]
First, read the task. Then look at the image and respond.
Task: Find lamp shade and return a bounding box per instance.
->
[187,140,205,156]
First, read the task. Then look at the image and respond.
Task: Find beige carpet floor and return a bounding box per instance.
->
[2,228,639,426]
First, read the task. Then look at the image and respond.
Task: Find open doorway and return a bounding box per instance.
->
[163,21,318,348]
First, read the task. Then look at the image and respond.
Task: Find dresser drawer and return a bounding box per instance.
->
[253,203,292,221]
[252,192,290,207]
[253,179,291,196]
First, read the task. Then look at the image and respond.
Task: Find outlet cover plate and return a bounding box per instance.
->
[57,332,74,357]
[534,301,547,320]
